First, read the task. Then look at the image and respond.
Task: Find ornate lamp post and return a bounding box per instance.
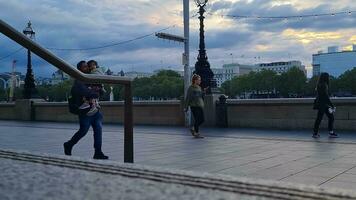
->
[194,0,216,94]
[23,21,37,99]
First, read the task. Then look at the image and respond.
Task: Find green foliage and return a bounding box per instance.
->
[0,88,7,101]
[337,67,356,94]
[109,70,184,101]
[226,70,278,97]
[305,76,319,97]
[225,67,307,98]
[37,79,73,101]
[132,70,183,100]
[277,67,307,97]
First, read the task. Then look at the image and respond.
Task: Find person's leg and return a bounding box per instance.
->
[193,107,205,138]
[64,115,90,155]
[190,107,199,133]
[325,111,334,132]
[325,111,337,137]
[196,107,205,128]
[313,109,324,137]
[91,112,108,159]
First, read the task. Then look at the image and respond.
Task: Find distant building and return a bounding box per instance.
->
[105,68,113,75]
[36,77,52,86]
[213,63,256,87]
[312,45,356,77]
[256,60,306,75]
[51,70,70,85]
[190,63,255,87]
[0,72,22,89]
[124,71,153,79]
[119,70,125,76]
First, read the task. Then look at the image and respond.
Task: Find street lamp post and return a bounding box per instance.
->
[194,0,216,94]
[23,21,37,99]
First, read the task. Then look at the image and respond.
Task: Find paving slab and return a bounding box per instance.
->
[1,149,356,200]
[1,120,356,192]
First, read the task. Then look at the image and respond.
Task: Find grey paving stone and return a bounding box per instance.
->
[2,120,356,192]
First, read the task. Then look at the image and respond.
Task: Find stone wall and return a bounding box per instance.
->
[1,98,356,130]
[0,102,16,120]
[34,101,185,125]
[227,98,356,130]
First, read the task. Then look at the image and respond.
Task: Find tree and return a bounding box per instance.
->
[37,79,73,102]
[277,67,307,97]
[130,70,184,100]
[305,76,319,97]
[337,67,356,95]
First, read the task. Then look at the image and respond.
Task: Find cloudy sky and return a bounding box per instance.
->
[0,0,355,77]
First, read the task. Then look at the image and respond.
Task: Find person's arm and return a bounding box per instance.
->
[319,84,334,107]
[184,87,192,111]
[75,80,99,99]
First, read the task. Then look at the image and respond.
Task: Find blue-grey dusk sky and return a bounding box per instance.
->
[0,0,355,77]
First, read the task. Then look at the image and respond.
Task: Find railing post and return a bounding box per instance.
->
[124,83,133,163]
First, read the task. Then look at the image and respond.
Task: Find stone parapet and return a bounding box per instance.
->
[227,98,356,130]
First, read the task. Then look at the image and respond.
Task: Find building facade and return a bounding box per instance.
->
[124,71,153,79]
[0,72,22,89]
[312,45,356,77]
[50,70,70,85]
[256,60,306,75]
[206,63,255,87]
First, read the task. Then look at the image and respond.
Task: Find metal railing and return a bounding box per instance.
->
[0,19,134,163]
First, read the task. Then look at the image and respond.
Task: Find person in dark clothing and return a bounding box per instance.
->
[184,74,205,138]
[63,61,109,159]
[313,72,338,138]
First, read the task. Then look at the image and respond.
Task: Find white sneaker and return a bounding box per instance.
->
[87,106,98,116]
[79,103,90,110]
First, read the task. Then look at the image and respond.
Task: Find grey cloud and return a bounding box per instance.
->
[208,0,356,32]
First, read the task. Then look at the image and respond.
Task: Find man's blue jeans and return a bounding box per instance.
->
[68,111,103,151]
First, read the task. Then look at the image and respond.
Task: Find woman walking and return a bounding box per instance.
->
[184,74,205,138]
[313,72,338,138]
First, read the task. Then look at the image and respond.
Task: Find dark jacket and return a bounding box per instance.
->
[71,80,99,113]
[315,84,334,110]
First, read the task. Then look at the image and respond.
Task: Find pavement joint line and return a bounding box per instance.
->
[265,155,311,170]
[182,153,282,172]
[164,143,285,170]
[278,152,355,181]
[2,123,356,145]
[318,161,356,186]
[318,166,356,186]
[1,149,356,200]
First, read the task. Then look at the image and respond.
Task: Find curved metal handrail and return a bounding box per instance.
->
[0,19,132,85]
[0,19,134,163]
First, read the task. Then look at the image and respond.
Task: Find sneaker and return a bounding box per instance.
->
[312,133,320,138]
[96,103,101,109]
[190,127,196,136]
[63,142,73,156]
[93,152,109,160]
[194,134,204,139]
[79,102,90,110]
[329,133,339,138]
[87,106,98,116]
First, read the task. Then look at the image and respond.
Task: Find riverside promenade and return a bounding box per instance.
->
[1,120,356,192]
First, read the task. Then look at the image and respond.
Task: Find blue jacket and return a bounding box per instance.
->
[71,80,99,108]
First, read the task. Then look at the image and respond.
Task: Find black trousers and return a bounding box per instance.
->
[313,107,334,133]
[191,106,205,133]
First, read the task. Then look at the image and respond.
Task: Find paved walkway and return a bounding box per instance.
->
[1,120,356,191]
